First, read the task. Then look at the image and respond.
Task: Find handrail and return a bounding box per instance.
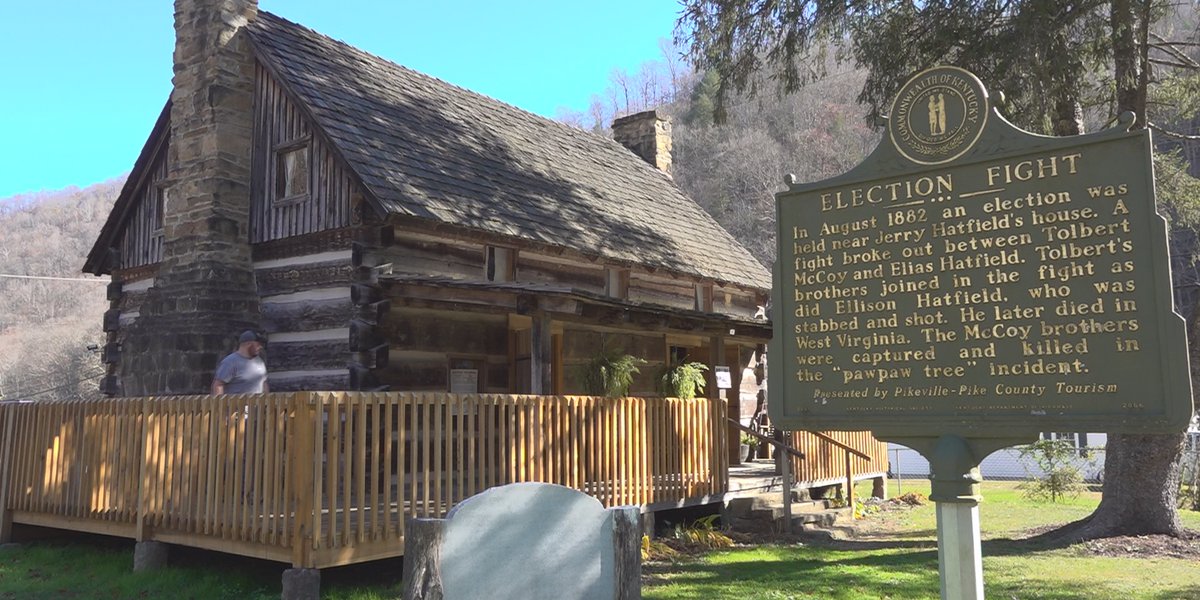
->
[727,418,804,461]
[811,431,872,461]
[728,417,800,533]
[808,431,872,515]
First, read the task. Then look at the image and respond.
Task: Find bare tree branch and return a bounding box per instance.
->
[1150,57,1200,69]
[1150,32,1200,69]
[1150,41,1200,48]
[1150,122,1200,140]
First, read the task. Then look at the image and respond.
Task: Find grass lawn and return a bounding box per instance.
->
[644,480,1200,600]
[2,480,1198,599]
[0,532,402,600]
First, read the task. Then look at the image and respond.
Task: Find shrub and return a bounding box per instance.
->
[1018,439,1087,503]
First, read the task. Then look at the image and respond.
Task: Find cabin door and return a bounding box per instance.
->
[507,314,562,395]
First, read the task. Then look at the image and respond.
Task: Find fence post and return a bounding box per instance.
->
[0,404,15,543]
[289,392,317,569]
[713,397,728,495]
[719,398,729,493]
[136,397,151,542]
[845,449,855,515]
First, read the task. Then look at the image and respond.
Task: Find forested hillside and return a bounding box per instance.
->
[562,46,880,266]
[670,69,877,264]
[0,180,121,401]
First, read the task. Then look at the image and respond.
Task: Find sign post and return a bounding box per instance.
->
[769,67,1192,598]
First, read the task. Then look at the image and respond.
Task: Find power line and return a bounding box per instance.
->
[1,371,106,401]
[0,273,110,282]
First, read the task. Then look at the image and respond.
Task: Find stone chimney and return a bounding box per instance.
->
[117,0,261,395]
[612,110,672,175]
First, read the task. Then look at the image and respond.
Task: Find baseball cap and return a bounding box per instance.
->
[238,330,266,345]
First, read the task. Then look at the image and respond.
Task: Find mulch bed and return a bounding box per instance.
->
[1079,531,1200,560]
[811,494,1200,560]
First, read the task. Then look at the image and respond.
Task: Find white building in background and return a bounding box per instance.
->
[887,433,1109,483]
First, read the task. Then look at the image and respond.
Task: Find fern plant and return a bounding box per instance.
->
[579,349,646,398]
[658,361,708,399]
[674,514,734,549]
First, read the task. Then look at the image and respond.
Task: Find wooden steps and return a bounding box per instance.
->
[723,491,857,539]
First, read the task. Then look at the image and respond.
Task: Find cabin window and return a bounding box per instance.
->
[694,282,714,312]
[485,246,514,282]
[275,141,310,204]
[152,187,165,235]
[606,268,629,299]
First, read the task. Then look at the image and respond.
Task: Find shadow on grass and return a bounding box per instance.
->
[4,525,404,599]
[1152,586,1200,600]
[820,527,1084,556]
[648,540,1200,600]
[645,547,941,600]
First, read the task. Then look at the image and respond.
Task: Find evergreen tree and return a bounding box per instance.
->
[685,70,721,126]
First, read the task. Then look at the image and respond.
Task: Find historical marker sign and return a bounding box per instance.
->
[770,67,1192,436]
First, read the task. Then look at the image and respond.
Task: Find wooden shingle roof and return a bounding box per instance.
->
[246,12,770,291]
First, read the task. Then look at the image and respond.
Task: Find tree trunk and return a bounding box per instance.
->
[1072,259,1200,538]
[1068,433,1186,539]
[1051,0,1188,541]
[1051,28,1084,138]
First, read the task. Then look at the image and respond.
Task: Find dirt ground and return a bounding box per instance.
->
[714,494,1200,560]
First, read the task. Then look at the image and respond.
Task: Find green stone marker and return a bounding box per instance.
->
[769,66,1193,600]
[770,66,1191,438]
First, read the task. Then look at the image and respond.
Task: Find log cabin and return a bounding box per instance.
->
[82,1,773,457]
[49,1,886,586]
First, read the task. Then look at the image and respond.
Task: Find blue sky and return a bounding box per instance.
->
[0,1,684,199]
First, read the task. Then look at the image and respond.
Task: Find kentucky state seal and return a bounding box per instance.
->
[888,66,988,165]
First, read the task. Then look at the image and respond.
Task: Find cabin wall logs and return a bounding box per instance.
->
[377,309,510,392]
[254,249,354,391]
[117,141,169,270]
[250,64,355,243]
[376,227,762,320]
[109,221,761,395]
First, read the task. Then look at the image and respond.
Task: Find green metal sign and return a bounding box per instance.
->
[769,67,1193,436]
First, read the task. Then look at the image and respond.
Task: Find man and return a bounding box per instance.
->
[211,330,269,394]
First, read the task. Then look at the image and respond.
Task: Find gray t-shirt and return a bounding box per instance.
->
[214,352,268,394]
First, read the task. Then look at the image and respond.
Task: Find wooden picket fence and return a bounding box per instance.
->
[0,392,727,568]
[788,430,888,488]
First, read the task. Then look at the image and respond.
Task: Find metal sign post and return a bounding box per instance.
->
[937,499,982,599]
[883,434,1031,599]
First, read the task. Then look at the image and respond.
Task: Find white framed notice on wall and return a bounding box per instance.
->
[449,369,479,394]
[715,366,732,390]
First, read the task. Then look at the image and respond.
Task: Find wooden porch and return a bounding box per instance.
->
[0,392,884,570]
